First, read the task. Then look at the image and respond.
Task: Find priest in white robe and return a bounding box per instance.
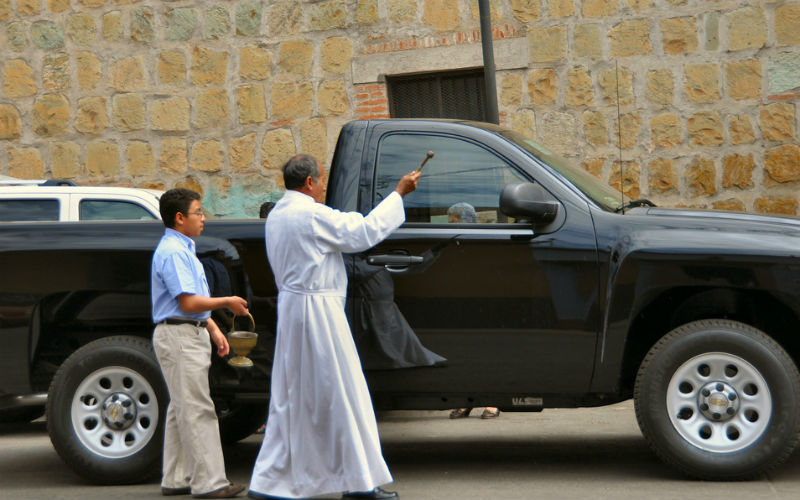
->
[249,154,420,500]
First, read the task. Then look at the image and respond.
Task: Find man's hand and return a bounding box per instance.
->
[226,296,249,316]
[394,171,421,197]
[207,319,230,357]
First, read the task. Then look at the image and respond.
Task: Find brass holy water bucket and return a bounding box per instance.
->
[227,313,257,367]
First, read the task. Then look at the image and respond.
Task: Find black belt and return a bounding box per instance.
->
[162,318,208,328]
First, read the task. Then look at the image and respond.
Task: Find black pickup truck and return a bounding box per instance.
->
[2,119,800,484]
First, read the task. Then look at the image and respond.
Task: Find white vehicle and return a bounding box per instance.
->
[0,176,163,222]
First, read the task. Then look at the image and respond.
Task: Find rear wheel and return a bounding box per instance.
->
[634,319,800,480]
[46,336,167,484]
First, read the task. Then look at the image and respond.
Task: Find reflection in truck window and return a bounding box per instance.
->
[0,199,59,222]
[79,199,158,221]
[374,133,527,223]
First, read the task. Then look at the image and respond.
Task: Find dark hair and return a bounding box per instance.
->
[259,201,276,218]
[282,154,320,190]
[160,188,201,228]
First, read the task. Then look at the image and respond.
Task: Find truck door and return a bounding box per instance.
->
[354,128,600,396]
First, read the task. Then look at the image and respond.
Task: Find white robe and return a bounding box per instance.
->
[250,189,405,498]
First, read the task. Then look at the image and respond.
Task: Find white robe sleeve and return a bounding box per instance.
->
[312,191,405,254]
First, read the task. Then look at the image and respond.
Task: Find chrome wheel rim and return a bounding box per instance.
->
[70,366,159,459]
[667,352,771,453]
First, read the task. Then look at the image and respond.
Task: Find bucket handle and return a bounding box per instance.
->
[229,312,255,334]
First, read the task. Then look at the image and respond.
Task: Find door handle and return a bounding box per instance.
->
[366,255,424,266]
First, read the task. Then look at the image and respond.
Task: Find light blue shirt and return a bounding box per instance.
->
[151,228,210,323]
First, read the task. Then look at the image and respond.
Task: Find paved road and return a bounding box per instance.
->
[2,400,800,499]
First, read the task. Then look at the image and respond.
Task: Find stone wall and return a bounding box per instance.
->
[0,0,798,217]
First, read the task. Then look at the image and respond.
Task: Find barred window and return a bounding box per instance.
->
[387,69,487,121]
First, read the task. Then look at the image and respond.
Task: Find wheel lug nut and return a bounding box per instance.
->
[727,408,735,415]
[716,383,724,391]
[700,403,709,411]
[729,393,737,401]
[702,389,710,397]
[712,413,721,420]
[124,413,133,420]
[122,400,131,407]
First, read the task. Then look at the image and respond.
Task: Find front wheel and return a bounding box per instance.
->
[46,336,167,484]
[634,319,800,480]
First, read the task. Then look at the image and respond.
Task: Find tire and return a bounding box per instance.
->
[217,400,268,444]
[46,336,167,485]
[0,406,45,424]
[634,319,800,480]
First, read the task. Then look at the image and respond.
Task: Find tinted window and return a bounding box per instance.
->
[375,134,527,223]
[0,199,59,221]
[80,200,157,221]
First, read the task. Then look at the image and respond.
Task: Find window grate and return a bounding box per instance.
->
[387,69,487,121]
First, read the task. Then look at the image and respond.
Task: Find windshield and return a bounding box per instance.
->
[496,128,630,212]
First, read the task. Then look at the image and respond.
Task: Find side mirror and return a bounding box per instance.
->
[499,183,559,225]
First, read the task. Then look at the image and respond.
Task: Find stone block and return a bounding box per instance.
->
[300,118,328,163]
[110,56,146,92]
[240,45,271,80]
[311,0,347,31]
[574,24,603,58]
[160,138,188,173]
[43,53,70,92]
[500,73,523,107]
[103,11,122,41]
[321,38,352,74]
[196,89,230,129]
[648,158,678,194]
[726,7,766,51]
[191,47,228,86]
[509,0,539,22]
[112,93,146,131]
[3,60,37,98]
[686,157,716,196]
[17,0,40,16]
[237,84,267,125]
[609,160,641,199]
[776,3,800,46]
[614,113,642,150]
[262,128,296,170]
[760,102,795,142]
[712,199,745,212]
[191,140,223,172]
[176,176,203,196]
[764,144,800,183]
[131,8,154,42]
[319,80,349,116]
[127,141,155,177]
[236,3,262,36]
[660,17,697,54]
[650,113,681,148]
[230,133,257,172]
[270,80,313,121]
[79,0,107,8]
[582,0,617,17]
[67,13,96,46]
[279,40,313,76]
[422,0,458,31]
[204,6,230,40]
[646,69,673,106]
[158,50,186,86]
[357,0,379,24]
[599,67,633,105]
[729,114,755,145]
[388,0,417,23]
[625,0,653,12]
[0,0,8,20]
[31,21,64,50]
[166,7,198,41]
[511,109,536,140]
[540,112,578,155]
[0,104,22,139]
[75,96,108,135]
[33,94,70,136]
[705,13,719,51]
[725,60,761,100]
[549,0,574,18]
[528,68,557,105]
[721,154,754,189]
[268,1,303,36]
[7,22,28,52]
[609,20,652,57]
[468,0,503,23]
[583,111,608,146]
[77,51,101,90]
[566,67,594,107]
[582,157,605,178]
[8,148,44,179]
[687,111,723,146]
[151,97,190,132]
[754,197,798,216]
[48,0,70,13]
[86,141,120,178]
[684,64,720,103]
[50,141,82,178]
[529,25,567,62]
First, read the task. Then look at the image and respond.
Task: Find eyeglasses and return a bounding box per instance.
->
[183,211,205,218]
